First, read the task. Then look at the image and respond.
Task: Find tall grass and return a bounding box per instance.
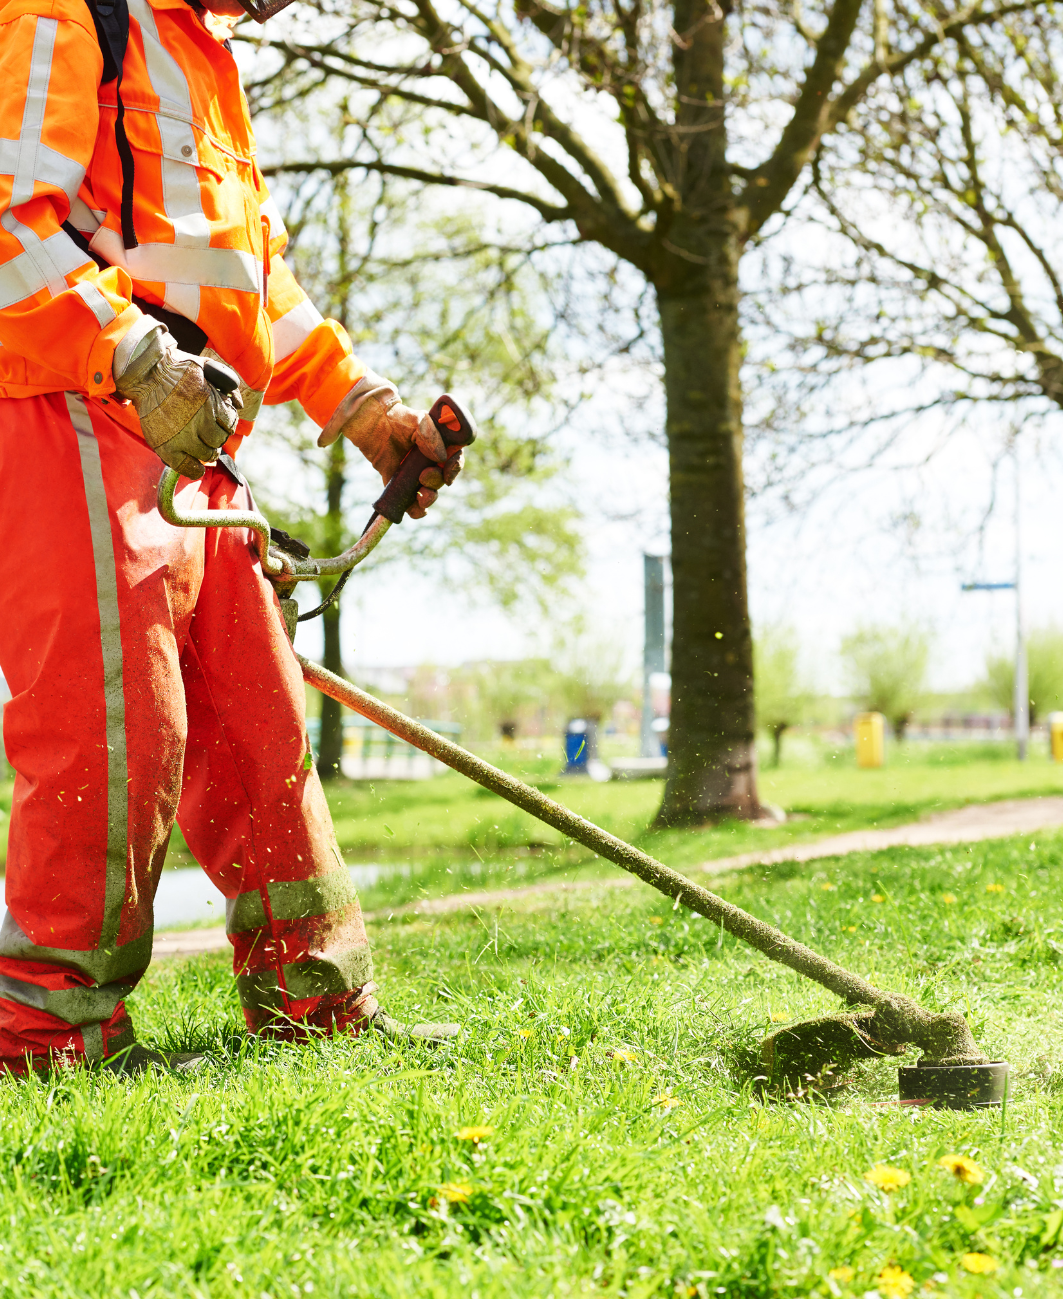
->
[3,830,1063,1294]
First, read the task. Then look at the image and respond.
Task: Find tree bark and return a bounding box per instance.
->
[317,440,347,780]
[654,239,765,824]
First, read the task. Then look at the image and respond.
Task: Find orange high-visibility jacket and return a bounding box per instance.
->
[0,0,365,431]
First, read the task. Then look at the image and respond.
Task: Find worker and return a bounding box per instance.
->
[0,0,462,1073]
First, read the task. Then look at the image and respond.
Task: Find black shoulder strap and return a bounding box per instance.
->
[84,0,137,249]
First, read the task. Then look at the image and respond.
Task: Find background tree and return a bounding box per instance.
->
[247,163,583,776]
[841,625,931,739]
[984,627,1063,725]
[245,0,1026,823]
[755,10,1063,478]
[753,629,808,767]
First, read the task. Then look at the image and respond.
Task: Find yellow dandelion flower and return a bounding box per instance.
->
[876,1265,915,1298]
[455,1125,494,1143]
[872,894,886,903]
[436,1181,472,1204]
[938,1153,983,1185]
[652,1092,682,1111]
[516,1028,532,1039]
[986,882,1005,894]
[942,893,957,904]
[827,1265,854,1282]
[864,1164,911,1192]
[649,916,664,925]
[609,1048,637,1062]
[845,925,857,932]
[821,882,835,891]
[960,1252,997,1274]
[770,1013,790,1023]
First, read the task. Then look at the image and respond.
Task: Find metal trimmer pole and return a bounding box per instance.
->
[297,653,987,1067]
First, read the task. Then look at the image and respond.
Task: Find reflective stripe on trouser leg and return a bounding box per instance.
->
[176,469,376,1037]
[0,394,195,1066]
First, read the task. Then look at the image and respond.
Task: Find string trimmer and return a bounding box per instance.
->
[158,395,1006,1109]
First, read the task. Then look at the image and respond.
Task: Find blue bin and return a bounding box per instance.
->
[564,719,589,771]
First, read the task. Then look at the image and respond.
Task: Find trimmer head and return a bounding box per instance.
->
[760,1009,905,1099]
[761,1010,1009,1108]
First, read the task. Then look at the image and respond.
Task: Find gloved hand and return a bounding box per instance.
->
[317,370,464,519]
[113,323,243,480]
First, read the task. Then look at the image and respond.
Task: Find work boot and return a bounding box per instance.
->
[370,1008,460,1045]
[101,1044,207,1076]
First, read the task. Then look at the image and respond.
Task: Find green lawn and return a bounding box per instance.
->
[214,742,1063,911]
[5,742,1063,911]
[3,829,1063,1294]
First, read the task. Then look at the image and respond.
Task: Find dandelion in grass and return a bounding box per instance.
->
[876,1265,915,1297]
[516,1029,532,1039]
[456,1126,494,1143]
[827,1265,854,1282]
[821,882,835,891]
[649,916,664,925]
[938,1154,983,1184]
[960,1253,997,1274]
[770,1013,790,1023]
[436,1181,472,1204]
[609,1048,637,1062]
[942,893,957,904]
[653,1092,682,1111]
[864,1165,911,1192]
[872,894,886,903]
[986,883,1005,894]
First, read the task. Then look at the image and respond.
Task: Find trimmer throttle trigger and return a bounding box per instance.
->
[202,357,241,395]
[370,393,478,525]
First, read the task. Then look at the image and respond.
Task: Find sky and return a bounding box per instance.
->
[228,8,1063,701]
[247,381,1063,699]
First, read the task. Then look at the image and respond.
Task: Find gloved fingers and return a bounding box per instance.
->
[418,465,445,491]
[407,485,439,519]
[443,446,464,486]
[413,411,447,464]
[153,439,208,480]
[205,385,242,438]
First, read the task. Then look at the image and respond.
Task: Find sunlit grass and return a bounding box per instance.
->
[3,830,1063,1293]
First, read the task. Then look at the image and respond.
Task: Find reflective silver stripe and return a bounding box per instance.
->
[0,138,84,200]
[259,194,287,239]
[65,394,129,946]
[91,227,261,294]
[0,912,152,986]
[271,295,323,361]
[0,232,86,309]
[73,280,117,326]
[226,867,359,934]
[0,972,136,1026]
[127,0,211,312]
[236,945,374,1013]
[81,1022,104,1062]
[226,891,266,935]
[67,198,104,235]
[0,19,89,303]
[12,18,57,206]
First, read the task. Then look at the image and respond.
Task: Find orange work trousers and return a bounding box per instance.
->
[0,393,376,1070]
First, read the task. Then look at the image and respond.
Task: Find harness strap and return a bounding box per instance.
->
[84,0,137,249]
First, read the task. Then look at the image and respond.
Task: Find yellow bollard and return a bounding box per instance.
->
[854,711,885,768]
[1049,712,1063,762]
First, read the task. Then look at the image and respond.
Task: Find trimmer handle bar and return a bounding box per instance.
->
[371,394,477,525]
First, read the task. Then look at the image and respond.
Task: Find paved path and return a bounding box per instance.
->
[151,796,1063,960]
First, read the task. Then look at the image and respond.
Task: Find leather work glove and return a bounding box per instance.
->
[203,347,264,428]
[317,369,464,519]
[113,323,243,480]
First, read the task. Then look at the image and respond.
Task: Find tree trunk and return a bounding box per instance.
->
[654,247,765,825]
[317,440,347,780]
